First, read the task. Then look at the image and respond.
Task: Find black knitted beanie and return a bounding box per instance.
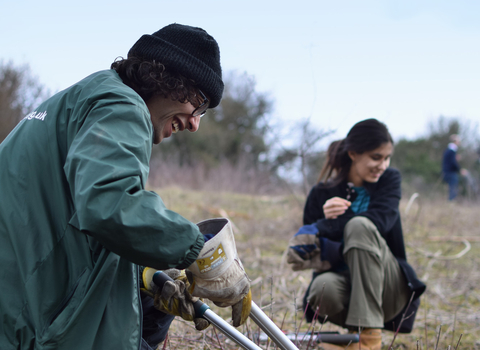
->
[128,23,224,108]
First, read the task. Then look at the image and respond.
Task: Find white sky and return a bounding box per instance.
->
[1,0,479,147]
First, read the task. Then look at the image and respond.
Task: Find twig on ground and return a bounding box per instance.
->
[408,239,471,261]
[212,326,224,350]
[202,330,206,350]
[451,310,457,349]
[305,283,325,349]
[388,292,416,350]
[161,333,168,350]
[425,307,428,350]
[305,307,320,350]
[300,306,319,348]
[405,193,420,216]
[280,309,288,333]
[434,325,442,350]
[428,236,480,242]
[294,300,309,346]
[454,334,463,350]
[292,290,299,346]
[266,277,275,350]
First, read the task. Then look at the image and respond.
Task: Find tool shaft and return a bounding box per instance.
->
[249,302,299,350]
[199,306,262,350]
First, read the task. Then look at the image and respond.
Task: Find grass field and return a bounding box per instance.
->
[154,186,480,349]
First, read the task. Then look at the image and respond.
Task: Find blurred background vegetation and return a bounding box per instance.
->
[2,61,480,348]
[1,60,479,202]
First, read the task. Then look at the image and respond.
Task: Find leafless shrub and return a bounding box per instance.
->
[0,60,50,142]
[148,154,289,195]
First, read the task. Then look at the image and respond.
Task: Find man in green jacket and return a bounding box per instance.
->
[0,24,250,350]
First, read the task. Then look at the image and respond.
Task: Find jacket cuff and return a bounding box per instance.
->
[175,234,205,270]
[319,237,346,270]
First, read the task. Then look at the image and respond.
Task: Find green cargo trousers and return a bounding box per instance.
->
[307,216,410,328]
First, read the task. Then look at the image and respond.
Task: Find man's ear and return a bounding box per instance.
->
[348,150,356,162]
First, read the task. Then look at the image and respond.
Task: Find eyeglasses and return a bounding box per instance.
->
[192,90,210,118]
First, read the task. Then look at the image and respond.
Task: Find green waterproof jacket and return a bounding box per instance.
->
[0,70,204,349]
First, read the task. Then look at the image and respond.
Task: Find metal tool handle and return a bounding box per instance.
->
[257,331,359,345]
[249,301,299,350]
[152,271,262,350]
[316,333,359,344]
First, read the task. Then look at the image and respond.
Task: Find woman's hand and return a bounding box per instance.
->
[323,197,351,219]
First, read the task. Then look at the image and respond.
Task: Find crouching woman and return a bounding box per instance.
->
[287,119,426,350]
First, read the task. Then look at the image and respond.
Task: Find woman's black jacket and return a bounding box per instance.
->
[302,168,426,333]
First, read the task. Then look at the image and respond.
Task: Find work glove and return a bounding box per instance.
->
[141,267,210,331]
[186,218,252,327]
[286,224,332,273]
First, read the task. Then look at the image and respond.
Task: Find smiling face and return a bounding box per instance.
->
[146,95,201,144]
[347,142,393,186]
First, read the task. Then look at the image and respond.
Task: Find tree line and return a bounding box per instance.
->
[1,61,478,198]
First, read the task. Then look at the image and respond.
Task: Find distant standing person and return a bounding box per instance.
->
[442,134,468,201]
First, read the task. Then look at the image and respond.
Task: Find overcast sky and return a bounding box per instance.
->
[1,0,479,147]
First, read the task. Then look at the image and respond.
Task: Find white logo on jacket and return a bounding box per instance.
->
[23,111,47,121]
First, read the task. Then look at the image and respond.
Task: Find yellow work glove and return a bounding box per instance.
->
[141,267,210,331]
[186,218,252,327]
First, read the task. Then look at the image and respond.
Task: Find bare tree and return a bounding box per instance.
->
[0,61,50,143]
[272,119,333,196]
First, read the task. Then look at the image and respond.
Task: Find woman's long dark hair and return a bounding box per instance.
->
[318,118,393,185]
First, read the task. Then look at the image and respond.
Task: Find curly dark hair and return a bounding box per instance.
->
[111,56,203,107]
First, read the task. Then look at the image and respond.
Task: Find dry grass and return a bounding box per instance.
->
[153,186,480,349]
